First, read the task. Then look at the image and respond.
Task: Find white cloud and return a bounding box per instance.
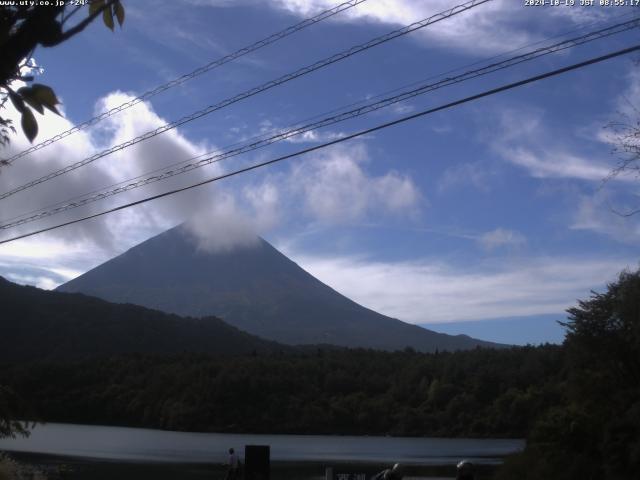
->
[0,235,101,288]
[0,91,258,286]
[501,147,617,181]
[283,129,346,144]
[390,102,415,115]
[270,0,614,55]
[478,228,526,250]
[5,273,59,290]
[613,68,640,120]
[438,161,496,193]
[485,107,640,244]
[183,194,261,253]
[595,69,640,181]
[243,181,281,231]
[488,107,623,182]
[253,118,347,145]
[571,192,640,243]
[0,94,423,288]
[126,1,229,64]
[431,124,453,135]
[487,67,640,185]
[282,249,635,324]
[285,144,422,223]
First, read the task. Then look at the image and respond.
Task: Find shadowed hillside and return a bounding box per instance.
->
[0,276,285,361]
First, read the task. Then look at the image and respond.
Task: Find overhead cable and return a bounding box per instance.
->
[3,0,370,164]
[2,17,638,230]
[1,43,637,245]
[0,0,492,201]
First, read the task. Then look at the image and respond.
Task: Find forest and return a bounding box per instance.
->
[1,345,563,438]
[1,269,639,479]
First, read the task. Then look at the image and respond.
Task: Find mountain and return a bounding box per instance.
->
[57,225,501,351]
[0,276,285,361]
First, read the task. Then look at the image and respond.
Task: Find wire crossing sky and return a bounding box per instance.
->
[0,0,492,202]
[1,0,637,344]
[4,0,370,165]
[2,16,637,232]
[2,43,636,246]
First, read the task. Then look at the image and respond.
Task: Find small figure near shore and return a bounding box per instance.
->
[225,447,240,480]
[371,463,404,480]
[456,460,475,480]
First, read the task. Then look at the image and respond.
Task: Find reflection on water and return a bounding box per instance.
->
[0,423,524,465]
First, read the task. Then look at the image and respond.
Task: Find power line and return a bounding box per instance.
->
[312,9,639,120]
[0,0,492,202]
[2,17,638,231]
[3,0,370,165]
[1,44,637,246]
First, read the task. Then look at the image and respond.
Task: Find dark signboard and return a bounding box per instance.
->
[244,445,270,480]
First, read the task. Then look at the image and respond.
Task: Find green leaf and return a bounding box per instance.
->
[89,0,105,16]
[114,1,125,27]
[18,87,44,115]
[30,84,59,106]
[30,84,61,115]
[21,108,38,143]
[103,5,115,31]
[8,91,25,113]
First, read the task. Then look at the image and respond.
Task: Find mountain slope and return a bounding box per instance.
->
[0,276,285,361]
[58,225,500,351]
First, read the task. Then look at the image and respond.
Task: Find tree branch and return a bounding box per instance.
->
[61,5,84,26]
[56,1,117,44]
[610,204,640,217]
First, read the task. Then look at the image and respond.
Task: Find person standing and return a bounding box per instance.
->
[225,447,240,480]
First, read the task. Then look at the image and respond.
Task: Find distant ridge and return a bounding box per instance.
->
[57,225,502,352]
[0,276,285,361]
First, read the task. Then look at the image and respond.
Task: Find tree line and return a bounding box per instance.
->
[1,269,639,479]
[2,345,563,438]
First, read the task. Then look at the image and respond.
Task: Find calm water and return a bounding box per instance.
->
[0,423,524,465]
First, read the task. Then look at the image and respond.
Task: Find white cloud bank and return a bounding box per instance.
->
[570,192,640,244]
[484,70,640,243]
[488,108,625,182]
[283,250,635,324]
[183,194,262,253]
[180,0,614,57]
[271,0,612,55]
[238,142,423,228]
[0,92,422,288]
[287,144,422,223]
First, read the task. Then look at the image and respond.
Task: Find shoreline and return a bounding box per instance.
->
[0,422,524,464]
[10,419,524,441]
[3,451,501,480]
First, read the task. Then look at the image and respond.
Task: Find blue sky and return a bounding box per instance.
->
[0,0,639,345]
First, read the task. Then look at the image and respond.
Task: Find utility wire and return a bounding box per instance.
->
[0,0,492,202]
[3,0,370,165]
[1,44,637,246]
[2,17,638,231]
[311,8,639,120]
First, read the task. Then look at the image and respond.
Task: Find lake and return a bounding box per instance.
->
[0,423,524,465]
